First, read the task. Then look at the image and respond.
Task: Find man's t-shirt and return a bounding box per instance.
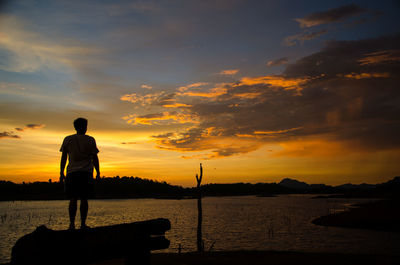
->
[60,134,99,174]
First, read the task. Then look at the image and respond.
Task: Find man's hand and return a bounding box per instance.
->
[93,154,100,181]
[59,172,65,184]
[60,151,67,184]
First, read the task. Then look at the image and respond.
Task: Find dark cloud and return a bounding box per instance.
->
[295,4,366,28]
[267,57,289,67]
[0,131,20,139]
[151,34,400,158]
[285,4,373,46]
[284,35,400,77]
[25,124,45,129]
[152,132,174,139]
[284,29,328,46]
[157,93,177,106]
[0,124,45,140]
[13,124,46,132]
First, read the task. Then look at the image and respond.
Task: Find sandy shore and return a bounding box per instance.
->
[89,251,400,265]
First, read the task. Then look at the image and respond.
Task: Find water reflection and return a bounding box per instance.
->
[0,195,398,263]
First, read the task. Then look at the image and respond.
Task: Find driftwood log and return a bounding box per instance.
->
[11,218,170,265]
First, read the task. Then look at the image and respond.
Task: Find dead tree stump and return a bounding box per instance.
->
[196,163,204,253]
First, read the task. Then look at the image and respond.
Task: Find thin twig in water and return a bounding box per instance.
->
[208,241,216,252]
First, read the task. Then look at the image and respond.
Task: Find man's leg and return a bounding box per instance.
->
[80,199,88,228]
[69,198,77,230]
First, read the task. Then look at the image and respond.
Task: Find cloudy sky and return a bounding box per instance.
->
[0,0,399,186]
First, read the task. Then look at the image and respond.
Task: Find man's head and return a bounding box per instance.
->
[73,118,88,134]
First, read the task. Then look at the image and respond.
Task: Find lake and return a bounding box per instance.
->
[1,195,399,263]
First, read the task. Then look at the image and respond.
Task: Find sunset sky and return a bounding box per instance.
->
[0,0,399,186]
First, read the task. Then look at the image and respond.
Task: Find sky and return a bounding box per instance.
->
[0,0,399,186]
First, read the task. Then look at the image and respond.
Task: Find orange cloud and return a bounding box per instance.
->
[141,84,152,89]
[233,92,262,99]
[254,127,302,135]
[235,134,259,138]
[341,72,390,79]
[179,86,228,98]
[178,82,209,92]
[123,112,198,125]
[120,93,143,103]
[155,132,262,159]
[237,75,309,91]
[218,69,239,75]
[120,92,164,105]
[358,50,400,65]
[162,102,192,108]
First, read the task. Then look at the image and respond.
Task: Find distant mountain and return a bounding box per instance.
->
[277,177,400,198]
[375,176,400,196]
[278,178,310,190]
[309,184,331,189]
[335,183,375,190]
[379,176,400,186]
[278,177,393,191]
[278,178,332,190]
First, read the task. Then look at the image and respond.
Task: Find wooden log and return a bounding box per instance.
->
[11,218,170,265]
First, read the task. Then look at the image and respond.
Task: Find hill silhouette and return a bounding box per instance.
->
[0,176,399,201]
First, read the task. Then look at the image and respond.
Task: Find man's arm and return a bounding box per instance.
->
[60,151,68,183]
[93,154,100,180]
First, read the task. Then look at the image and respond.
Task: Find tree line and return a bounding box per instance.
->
[1,175,399,201]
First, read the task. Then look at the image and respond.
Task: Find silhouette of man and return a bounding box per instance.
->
[60,118,100,230]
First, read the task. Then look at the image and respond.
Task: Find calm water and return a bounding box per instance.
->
[1,195,399,263]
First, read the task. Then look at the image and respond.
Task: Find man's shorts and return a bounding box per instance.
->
[65,171,94,199]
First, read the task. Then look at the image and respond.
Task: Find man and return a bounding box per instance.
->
[60,117,100,230]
